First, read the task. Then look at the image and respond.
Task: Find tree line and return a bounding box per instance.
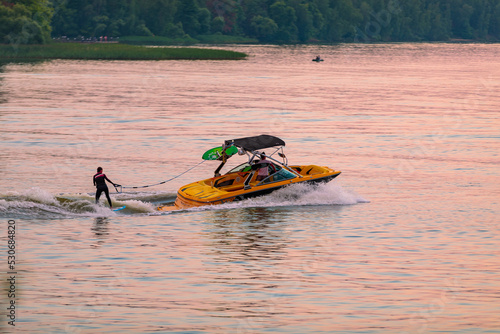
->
[2,0,500,44]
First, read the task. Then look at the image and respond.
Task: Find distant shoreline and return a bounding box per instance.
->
[1,40,497,63]
[54,35,499,46]
[0,43,247,62]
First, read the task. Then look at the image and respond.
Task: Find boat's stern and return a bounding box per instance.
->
[172,179,236,210]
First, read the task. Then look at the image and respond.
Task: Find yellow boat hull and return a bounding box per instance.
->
[158,165,340,211]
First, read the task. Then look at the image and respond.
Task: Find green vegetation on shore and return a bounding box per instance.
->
[0,43,247,61]
[2,0,500,47]
[48,0,500,43]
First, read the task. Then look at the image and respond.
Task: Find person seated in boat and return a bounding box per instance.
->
[255,153,276,181]
[315,55,321,61]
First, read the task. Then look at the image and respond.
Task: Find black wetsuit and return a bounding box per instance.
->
[93,172,114,207]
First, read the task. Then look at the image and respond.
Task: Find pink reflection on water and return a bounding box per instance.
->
[2,43,500,332]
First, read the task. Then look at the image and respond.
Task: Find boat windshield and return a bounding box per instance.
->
[259,167,297,184]
[226,162,252,174]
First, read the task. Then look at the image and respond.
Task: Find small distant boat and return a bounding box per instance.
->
[312,57,324,62]
[158,135,341,211]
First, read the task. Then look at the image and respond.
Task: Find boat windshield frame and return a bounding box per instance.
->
[223,145,302,179]
[214,135,302,179]
[226,162,252,174]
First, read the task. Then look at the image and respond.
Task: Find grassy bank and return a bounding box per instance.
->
[0,43,247,61]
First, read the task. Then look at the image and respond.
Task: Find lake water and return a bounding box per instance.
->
[1,43,499,333]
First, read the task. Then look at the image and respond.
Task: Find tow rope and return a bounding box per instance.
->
[114,160,206,193]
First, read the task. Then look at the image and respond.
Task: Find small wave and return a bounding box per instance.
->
[0,187,172,219]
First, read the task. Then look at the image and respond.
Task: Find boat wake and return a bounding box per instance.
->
[187,181,369,212]
[0,187,173,219]
[1,182,368,219]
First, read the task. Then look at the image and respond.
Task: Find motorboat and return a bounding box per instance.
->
[157,135,341,211]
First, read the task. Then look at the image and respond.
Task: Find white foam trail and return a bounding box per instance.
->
[263,182,368,206]
[112,199,157,214]
[0,187,158,218]
[1,183,367,217]
[0,199,9,211]
[187,181,369,212]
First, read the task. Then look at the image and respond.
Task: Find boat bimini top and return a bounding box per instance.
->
[225,134,285,152]
[204,134,303,188]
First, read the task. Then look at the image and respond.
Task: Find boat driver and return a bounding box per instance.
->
[256,153,276,181]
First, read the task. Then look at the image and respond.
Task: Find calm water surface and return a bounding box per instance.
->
[1,44,499,333]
